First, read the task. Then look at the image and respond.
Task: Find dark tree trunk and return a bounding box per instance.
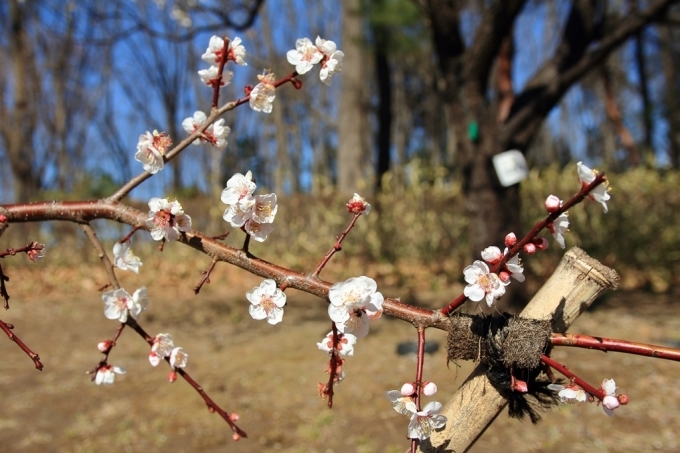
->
[374,26,392,191]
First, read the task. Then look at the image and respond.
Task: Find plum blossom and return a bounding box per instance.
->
[181,110,230,149]
[102,287,148,322]
[244,219,275,242]
[423,381,438,396]
[169,347,188,369]
[201,35,247,66]
[251,193,278,224]
[386,390,414,415]
[463,260,507,306]
[221,171,256,211]
[95,365,126,385]
[146,197,192,241]
[406,401,448,440]
[480,246,524,282]
[149,333,175,367]
[346,193,371,216]
[223,203,252,228]
[287,37,323,74]
[112,242,142,274]
[198,66,234,87]
[577,161,610,213]
[246,279,286,325]
[328,276,384,338]
[548,212,570,249]
[249,70,276,113]
[548,383,589,404]
[27,243,46,262]
[601,378,620,416]
[544,194,562,213]
[316,36,343,85]
[135,130,171,174]
[317,331,357,357]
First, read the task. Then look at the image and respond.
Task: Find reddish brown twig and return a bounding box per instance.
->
[551,333,680,362]
[313,213,362,277]
[410,327,427,453]
[0,263,9,310]
[211,37,231,109]
[119,226,142,244]
[1,318,43,370]
[194,259,218,294]
[324,322,341,408]
[441,174,608,315]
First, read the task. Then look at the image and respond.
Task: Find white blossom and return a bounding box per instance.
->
[201,35,225,65]
[316,36,343,85]
[169,347,188,369]
[134,130,171,174]
[463,260,507,307]
[244,219,275,242]
[95,365,126,385]
[577,161,610,213]
[246,279,286,325]
[548,383,589,404]
[198,66,233,87]
[221,171,256,211]
[406,401,448,441]
[249,70,276,113]
[328,276,384,338]
[346,193,371,215]
[228,37,247,66]
[548,212,570,249]
[149,333,175,367]
[251,193,278,224]
[601,378,620,416]
[146,197,192,242]
[112,242,142,274]
[102,287,148,322]
[317,331,357,357]
[504,248,525,282]
[181,110,230,149]
[287,37,323,74]
[386,390,414,415]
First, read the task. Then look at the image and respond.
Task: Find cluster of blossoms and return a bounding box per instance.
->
[286,36,344,85]
[182,110,230,149]
[462,162,611,307]
[245,279,286,325]
[386,381,447,440]
[548,378,624,416]
[328,276,384,338]
[145,197,192,242]
[134,130,172,175]
[148,333,189,382]
[198,35,246,88]
[221,171,278,242]
[316,330,357,394]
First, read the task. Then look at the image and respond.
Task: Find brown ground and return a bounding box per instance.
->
[1,261,680,453]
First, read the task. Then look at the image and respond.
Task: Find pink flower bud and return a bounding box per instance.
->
[400,382,416,395]
[229,412,240,422]
[544,195,562,213]
[97,340,113,353]
[168,371,177,383]
[481,246,502,264]
[346,193,371,216]
[0,214,7,223]
[618,394,629,405]
[291,78,303,90]
[523,243,536,255]
[498,271,511,283]
[422,381,438,396]
[232,433,241,441]
[504,232,517,247]
[533,237,549,250]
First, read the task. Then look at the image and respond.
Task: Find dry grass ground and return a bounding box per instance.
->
[1,258,680,453]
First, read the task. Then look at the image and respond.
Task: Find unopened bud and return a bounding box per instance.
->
[523,243,537,255]
[97,340,113,353]
[232,433,241,441]
[400,382,416,396]
[422,381,438,396]
[229,412,240,422]
[533,237,549,250]
[0,214,7,223]
[602,395,620,411]
[618,394,629,405]
[504,232,517,247]
[498,271,511,283]
[544,195,562,213]
[291,78,303,90]
[168,371,177,383]
[481,246,502,264]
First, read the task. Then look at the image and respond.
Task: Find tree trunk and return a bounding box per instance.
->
[337,0,371,194]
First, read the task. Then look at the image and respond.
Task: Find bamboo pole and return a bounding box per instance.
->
[417,247,619,452]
